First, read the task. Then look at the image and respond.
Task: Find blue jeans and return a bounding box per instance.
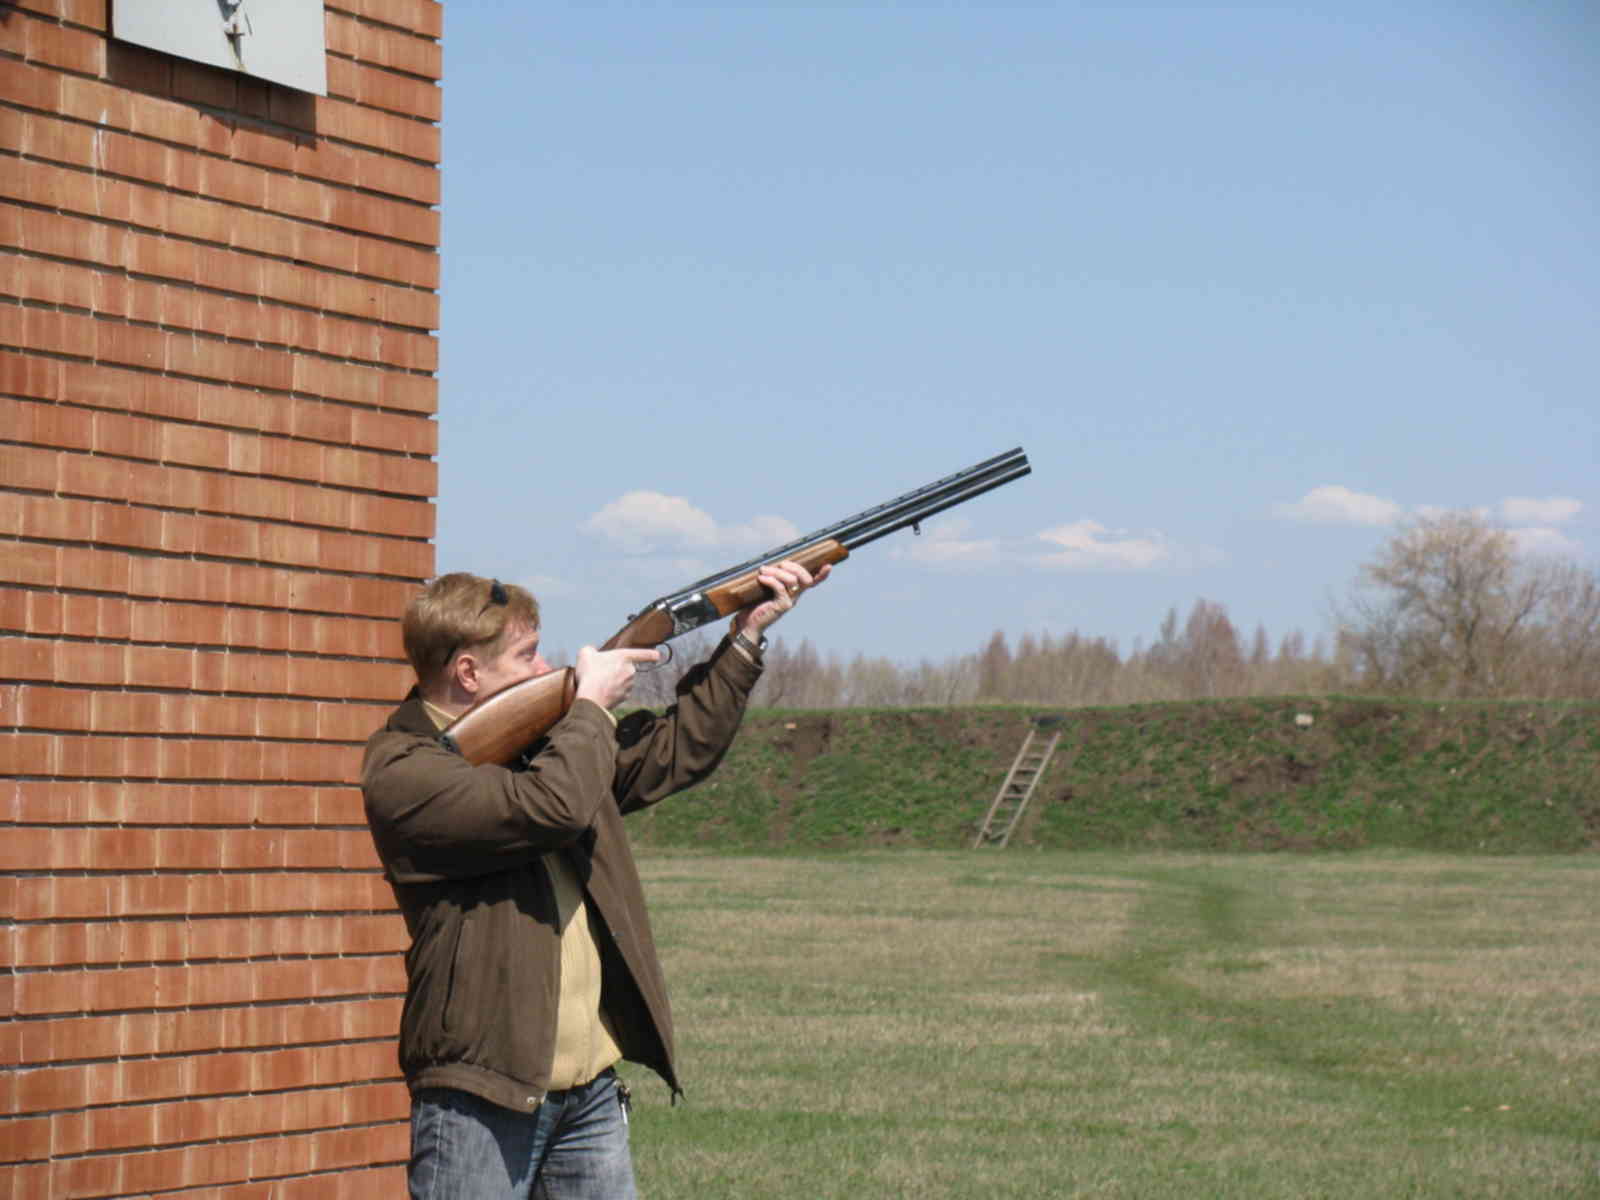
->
[409,1071,638,1200]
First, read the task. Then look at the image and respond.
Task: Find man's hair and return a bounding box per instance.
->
[402,572,539,690]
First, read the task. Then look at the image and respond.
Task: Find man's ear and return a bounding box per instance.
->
[451,650,481,698]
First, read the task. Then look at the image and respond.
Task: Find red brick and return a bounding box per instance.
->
[356,100,439,163]
[10,779,82,825]
[22,306,96,358]
[0,445,60,496]
[55,72,128,135]
[120,1145,191,1197]
[13,684,94,731]
[0,57,61,111]
[48,1154,122,1198]
[55,452,129,504]
[249,1131,317,1183]
[121,92,197,149]
[59,542,133,593]
[364,145,441,208]
[11,962,90,1016]
[193,244,264,298]
[0,349,61,400]
[116,920,181,965]
[266,90,318,139]
[0,591,26,634]
[13,1062,91,1113]
[14,0,108,26]
[292,220,360,274]
[358,234,438,290]
[84,828,160,874]
[0,1113,52,1164]
[0,730,59,778]
[226,120,297,172]
[210,1092,279,1142]
[165,60,233,111]
[20,493,91,540]
[382,284,440,331]
[97,127,169,184]
[0,14,22,57]
[342,12,441,80]
[94,319,164,370]
[94,499,164,549]
[125,229,197,282]
[0,826,62,871]
[48,591,97,639]
[26,18,105,75]
[163,192,229,247]
[0,636,58,681]
[0,158,64,212]
[103,39,174,97]
[251,1045,317,1093]
[88,1102,158,1153]
[126,645,193,690]
[235,77,271,121]
[355,60,441,123]
[200,156,268,209]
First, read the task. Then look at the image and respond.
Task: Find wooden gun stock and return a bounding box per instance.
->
[445,666,577,767]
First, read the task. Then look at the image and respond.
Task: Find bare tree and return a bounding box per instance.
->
[977,631,1011,700]
[1339,510,1598,698]
[1180,598,1245,697]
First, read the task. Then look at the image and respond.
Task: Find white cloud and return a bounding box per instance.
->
[1500,496,1582,525]
[1275,485,1403,526]
[1034,520,1180,571]
[1509,526,1583,557]
[581,491,799,554]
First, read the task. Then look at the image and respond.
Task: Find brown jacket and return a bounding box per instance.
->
[361,637,761,1113]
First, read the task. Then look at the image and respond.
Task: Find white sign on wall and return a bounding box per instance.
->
[113,0,328,96]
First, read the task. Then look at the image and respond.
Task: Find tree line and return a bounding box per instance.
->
[629,511,1600,709]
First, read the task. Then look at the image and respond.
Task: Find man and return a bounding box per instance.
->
[361,560,825,1199]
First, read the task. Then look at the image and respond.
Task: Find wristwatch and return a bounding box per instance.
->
[733,630,767,659]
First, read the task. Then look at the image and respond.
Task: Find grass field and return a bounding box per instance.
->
[618,850,1600,1198]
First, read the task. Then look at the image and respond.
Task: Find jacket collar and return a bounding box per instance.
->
[387,688,439,738]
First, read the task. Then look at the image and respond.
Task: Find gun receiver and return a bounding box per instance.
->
[444,447,1031,765]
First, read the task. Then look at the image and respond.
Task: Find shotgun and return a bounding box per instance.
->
[441,446,1031,764]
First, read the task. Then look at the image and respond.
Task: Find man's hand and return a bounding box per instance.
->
[731,559,831,642]
[574,646,660,710]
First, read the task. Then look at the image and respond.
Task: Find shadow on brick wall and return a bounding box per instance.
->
[106,39,319,140]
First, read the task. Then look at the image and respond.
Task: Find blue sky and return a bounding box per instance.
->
[434,3,1597,665]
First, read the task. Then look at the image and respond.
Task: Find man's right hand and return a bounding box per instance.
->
[574,646,661,710]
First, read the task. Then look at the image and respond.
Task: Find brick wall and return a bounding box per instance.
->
[1,1,441,1193]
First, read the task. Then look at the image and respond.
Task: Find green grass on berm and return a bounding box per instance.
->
[627,697,1600,854]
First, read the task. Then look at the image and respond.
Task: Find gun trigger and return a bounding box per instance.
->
[912,521,922,536]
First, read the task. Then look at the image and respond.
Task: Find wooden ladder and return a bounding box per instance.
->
[972,720,1062,848]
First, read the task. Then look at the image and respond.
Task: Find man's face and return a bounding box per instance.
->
[469,621,552,700]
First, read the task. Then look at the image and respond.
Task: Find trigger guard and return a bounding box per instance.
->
[639,643,673,673]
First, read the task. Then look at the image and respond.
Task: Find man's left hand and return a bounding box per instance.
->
[732,559,830,642]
